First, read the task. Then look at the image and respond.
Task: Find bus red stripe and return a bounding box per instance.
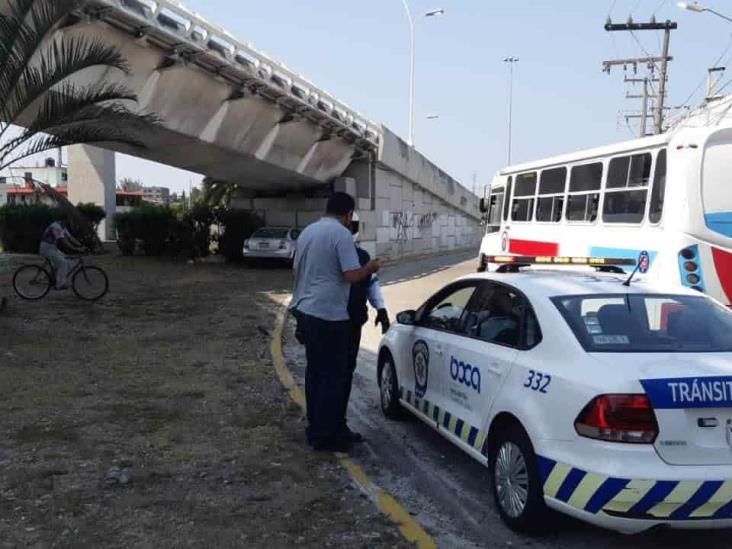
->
[712,247,732,303]
[509,239,559,256]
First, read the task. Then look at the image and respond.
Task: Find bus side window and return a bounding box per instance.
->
[649,149,667,224]
[512,172,537,222]
[536,167,567,223]
[603,153,652,224]
[566,163,603,223]
[503,177,513,222]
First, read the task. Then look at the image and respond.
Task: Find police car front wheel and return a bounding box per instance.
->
[379,353,401,419]
[489,425,548,532]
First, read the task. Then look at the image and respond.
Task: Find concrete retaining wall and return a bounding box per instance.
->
[233,125,482,262]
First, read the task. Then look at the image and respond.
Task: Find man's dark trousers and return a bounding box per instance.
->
[340,321,362,426]
[296,310,351,445]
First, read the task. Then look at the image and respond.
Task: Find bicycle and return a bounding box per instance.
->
[13,255,109,302]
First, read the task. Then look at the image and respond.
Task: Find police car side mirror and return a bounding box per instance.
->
[396,310,417,326]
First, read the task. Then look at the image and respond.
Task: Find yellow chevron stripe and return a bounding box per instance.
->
[474,431,487,452]
[460,423,471,443]
[648,481,703,518]
[602,479,656,514]
[690,481,732,518]
[544,463,572,498]
[567,473,607,510]
[448,415,458,434]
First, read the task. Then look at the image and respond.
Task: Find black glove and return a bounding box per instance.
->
[375,308,390,334]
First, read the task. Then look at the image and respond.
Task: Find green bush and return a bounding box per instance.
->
[114,204,174,257]
[76,203,106,231]
[114,210,136,256]
[0,204,62,253]
[217,208,263,262]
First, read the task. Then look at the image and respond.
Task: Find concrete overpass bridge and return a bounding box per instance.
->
[59,0,480,259]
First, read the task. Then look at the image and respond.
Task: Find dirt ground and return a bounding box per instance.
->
[0,254,409,548]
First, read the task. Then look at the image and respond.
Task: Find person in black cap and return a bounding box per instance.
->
[339,212,390,443]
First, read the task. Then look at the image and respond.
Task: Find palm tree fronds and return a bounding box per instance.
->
[0,0,79,105]
[2,36,131,126]
[0,0,162,179]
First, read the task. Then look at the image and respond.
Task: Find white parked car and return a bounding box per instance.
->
[377,255,732,534]
[242,227,301,264]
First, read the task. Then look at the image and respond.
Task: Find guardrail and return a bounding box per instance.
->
[86,0,382,149]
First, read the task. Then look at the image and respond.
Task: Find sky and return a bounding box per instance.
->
[41,0,732,193]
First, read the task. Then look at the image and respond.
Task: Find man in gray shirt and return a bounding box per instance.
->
[290,192,380,452]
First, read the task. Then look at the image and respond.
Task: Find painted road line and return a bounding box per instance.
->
[270,306,437,549]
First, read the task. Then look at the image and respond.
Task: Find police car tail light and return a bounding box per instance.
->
[575,394,658,444]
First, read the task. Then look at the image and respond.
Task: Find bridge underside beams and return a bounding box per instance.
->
[60,23,360,191]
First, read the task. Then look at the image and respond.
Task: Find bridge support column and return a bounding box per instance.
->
[67,145,117,241]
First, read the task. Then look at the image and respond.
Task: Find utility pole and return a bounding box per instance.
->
[655,23,672,133]
[624,77,653,137]
[603,18,677,134]
[504,57,519,165]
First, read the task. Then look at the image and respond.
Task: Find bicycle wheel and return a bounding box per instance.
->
[13,265,52,300]
[72,266,109,301]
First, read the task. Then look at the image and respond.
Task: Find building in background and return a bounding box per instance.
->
[116,190,145,213]
[0,179,10,205]
[143,186,170,206]
[9,158,68,188]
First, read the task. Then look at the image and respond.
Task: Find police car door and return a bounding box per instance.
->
[408,282,480,426]
[442,282,524,454]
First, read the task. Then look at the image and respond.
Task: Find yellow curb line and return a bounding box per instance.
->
[270,307,437,549]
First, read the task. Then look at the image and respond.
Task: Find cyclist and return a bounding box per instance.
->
[39,219,86,290]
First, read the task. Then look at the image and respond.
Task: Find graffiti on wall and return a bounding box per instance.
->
[391,211,438,242]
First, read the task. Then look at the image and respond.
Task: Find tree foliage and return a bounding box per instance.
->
[119,177,144,191]
[0,0,157,173]
[200,177,239,208]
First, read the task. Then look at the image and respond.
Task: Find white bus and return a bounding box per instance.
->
[478,97,732,305]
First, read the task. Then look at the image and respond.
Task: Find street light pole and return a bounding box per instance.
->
[678,2,732,23]
[400,0,415,147]
[399,1,444,147]
[504,57,519,165]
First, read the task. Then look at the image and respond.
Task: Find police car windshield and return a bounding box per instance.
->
[552,293,732,353]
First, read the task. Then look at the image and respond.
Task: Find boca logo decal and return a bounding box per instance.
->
[412,340,429,398]
[450,356,481,393]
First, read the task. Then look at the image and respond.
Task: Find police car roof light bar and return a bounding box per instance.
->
[486,255,637,267]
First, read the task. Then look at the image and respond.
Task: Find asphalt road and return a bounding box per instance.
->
[284,251,732,548]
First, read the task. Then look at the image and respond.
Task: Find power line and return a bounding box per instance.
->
[604,19,676,134]
[679,34,732,108]
[630,0,645,17]
[653,0,669,15]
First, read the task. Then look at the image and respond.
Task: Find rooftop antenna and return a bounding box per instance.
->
[622,262,641,286]
[623,251,649,286]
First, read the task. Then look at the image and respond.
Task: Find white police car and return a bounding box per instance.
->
[377,255,732,534]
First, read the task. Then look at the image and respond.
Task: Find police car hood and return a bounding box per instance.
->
[590,352,732,466]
